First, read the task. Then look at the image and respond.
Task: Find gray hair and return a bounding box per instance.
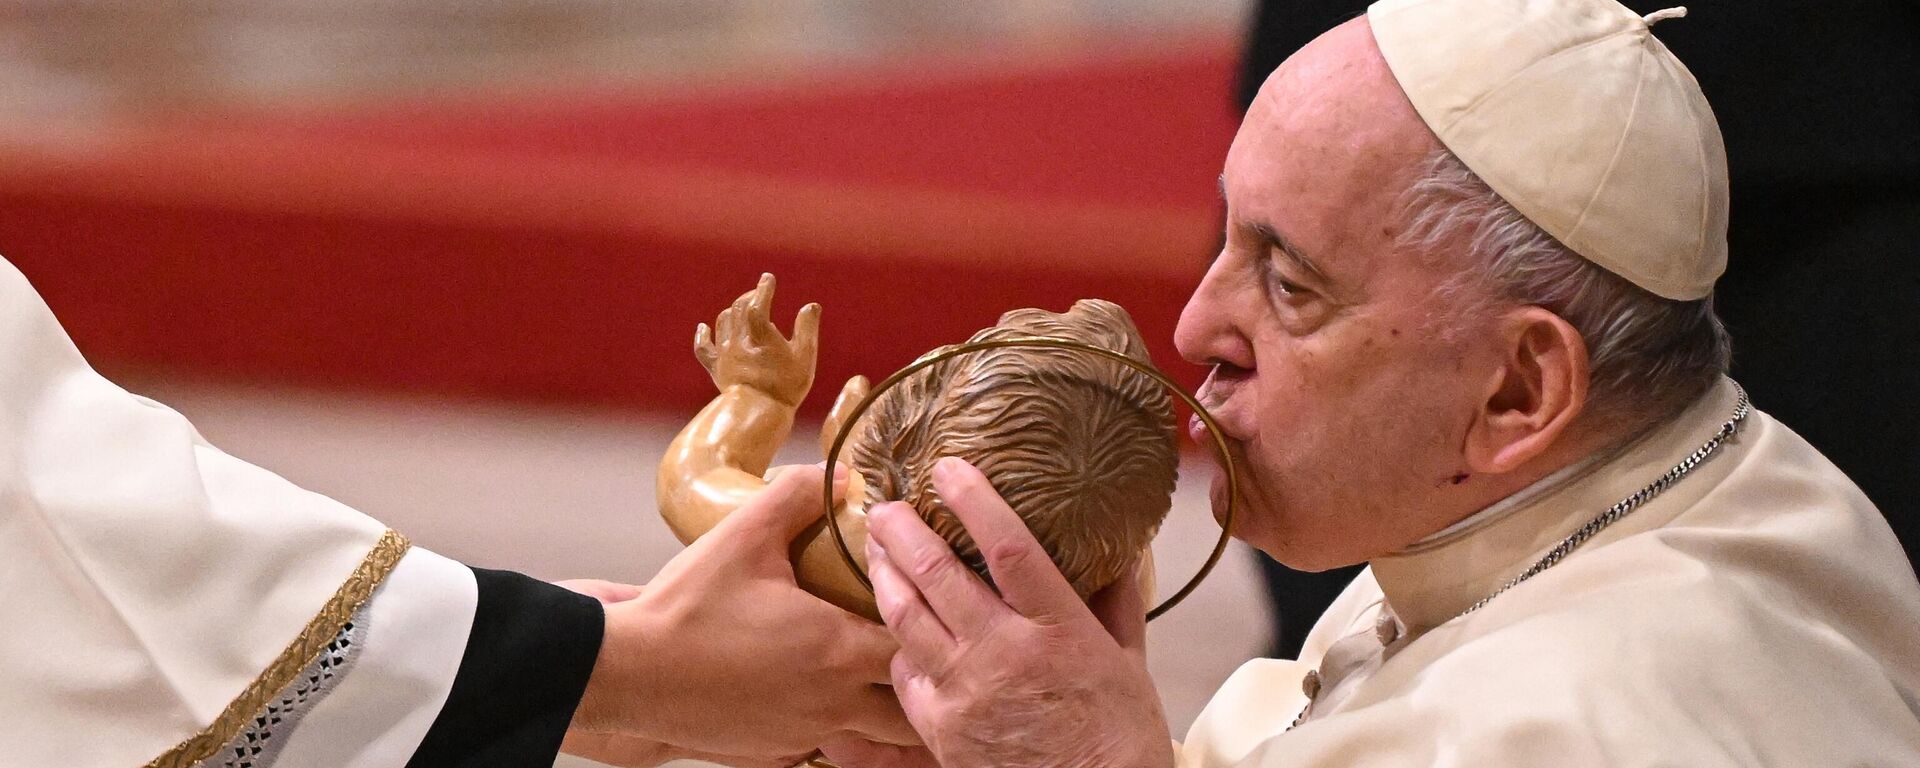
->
[1400,148,1730,423]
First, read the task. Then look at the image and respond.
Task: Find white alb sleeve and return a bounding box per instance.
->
[254,546,478,768]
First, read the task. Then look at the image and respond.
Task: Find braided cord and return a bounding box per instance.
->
[1286,384,1751,732]
[1458,383,1749,618]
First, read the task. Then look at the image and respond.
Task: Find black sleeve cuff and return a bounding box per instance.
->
[406,567,605,768]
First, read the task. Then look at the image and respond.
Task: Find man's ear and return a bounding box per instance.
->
[1464,307,1590,474]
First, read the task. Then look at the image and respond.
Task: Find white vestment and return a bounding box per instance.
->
[0,257,477,767]
[1180,379,1920,765]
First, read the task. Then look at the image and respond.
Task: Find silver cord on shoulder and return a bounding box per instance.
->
[1287,382,1750,732]
[1455,382,1749,619]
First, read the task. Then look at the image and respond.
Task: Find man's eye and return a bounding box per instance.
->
[1264,271,1308,299]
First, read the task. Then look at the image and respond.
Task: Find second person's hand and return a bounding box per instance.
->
[568,465,920,762]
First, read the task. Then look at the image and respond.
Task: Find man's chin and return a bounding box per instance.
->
[1210,476,1269,551]
[1256,536,1370,573]
[1202,437,1260,530]
[1206,474,1244,534]
[1207,476,1228,522]
[1223,500,1368,573]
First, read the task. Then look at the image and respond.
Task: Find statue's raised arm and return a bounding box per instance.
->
[656,273,880,618]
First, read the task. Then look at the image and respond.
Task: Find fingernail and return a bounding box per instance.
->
[933,456,962,482]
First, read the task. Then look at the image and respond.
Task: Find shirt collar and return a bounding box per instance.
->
[1370,378,1743,636]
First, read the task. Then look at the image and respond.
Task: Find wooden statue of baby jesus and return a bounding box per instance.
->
[658,274,1178,620]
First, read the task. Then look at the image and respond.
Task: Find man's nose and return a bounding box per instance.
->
[1174,264,1256,371]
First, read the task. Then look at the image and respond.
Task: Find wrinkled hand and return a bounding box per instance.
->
[862,457,1175,768]
[695,273,821,407]
[568,466,918,763]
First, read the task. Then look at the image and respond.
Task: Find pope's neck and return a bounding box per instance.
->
[1365,379,1740,636]
[1415,412,1654,547]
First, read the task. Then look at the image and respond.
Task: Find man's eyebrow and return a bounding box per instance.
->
[1248,220,1333,286]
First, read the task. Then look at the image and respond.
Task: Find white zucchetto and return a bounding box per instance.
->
[1370,0,1729,300]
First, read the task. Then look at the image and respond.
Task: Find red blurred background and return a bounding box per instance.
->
[0,2,1243,413]
[0,10,1273,745]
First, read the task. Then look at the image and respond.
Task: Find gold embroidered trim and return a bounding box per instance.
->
[145,529,412,768]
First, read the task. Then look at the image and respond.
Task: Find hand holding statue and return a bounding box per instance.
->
[563,466,918,766]
[826,457,1175,768]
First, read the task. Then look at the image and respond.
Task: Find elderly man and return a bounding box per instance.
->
[828,0,1920,765]
[1237,0,1920,664]
[12,0,1916,765]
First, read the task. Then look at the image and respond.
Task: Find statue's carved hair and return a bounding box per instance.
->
[848,299,1178,599]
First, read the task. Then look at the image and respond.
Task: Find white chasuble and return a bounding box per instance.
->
[0,257,477,767]
[1181,379,1920,766]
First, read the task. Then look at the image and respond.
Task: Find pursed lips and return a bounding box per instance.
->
[1190,365,1250,446]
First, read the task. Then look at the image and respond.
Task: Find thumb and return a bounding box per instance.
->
[1088,559,1148,652]
[719,463,848,550]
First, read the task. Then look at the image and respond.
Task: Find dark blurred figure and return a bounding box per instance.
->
[1239,0,1920,659]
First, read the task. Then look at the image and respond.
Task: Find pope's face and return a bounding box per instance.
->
[1174,18,1505,571]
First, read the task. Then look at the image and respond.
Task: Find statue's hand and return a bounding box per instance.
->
[694,273,821,407]
[821,375,872,461]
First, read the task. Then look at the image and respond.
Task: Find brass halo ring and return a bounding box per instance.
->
[821,336,1240,622]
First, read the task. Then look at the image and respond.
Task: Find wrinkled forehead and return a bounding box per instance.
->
[1225,17,1440,279]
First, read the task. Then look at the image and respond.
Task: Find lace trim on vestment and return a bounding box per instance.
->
[196,607,367,768]
[146,529,410,768]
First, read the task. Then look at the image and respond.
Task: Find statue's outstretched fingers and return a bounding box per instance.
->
[729,283,760,339]
[742,276,790,347]
[716,307,737,347]
[794,302,822,353]
[748,272,777,318]
[695,322,718,371]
